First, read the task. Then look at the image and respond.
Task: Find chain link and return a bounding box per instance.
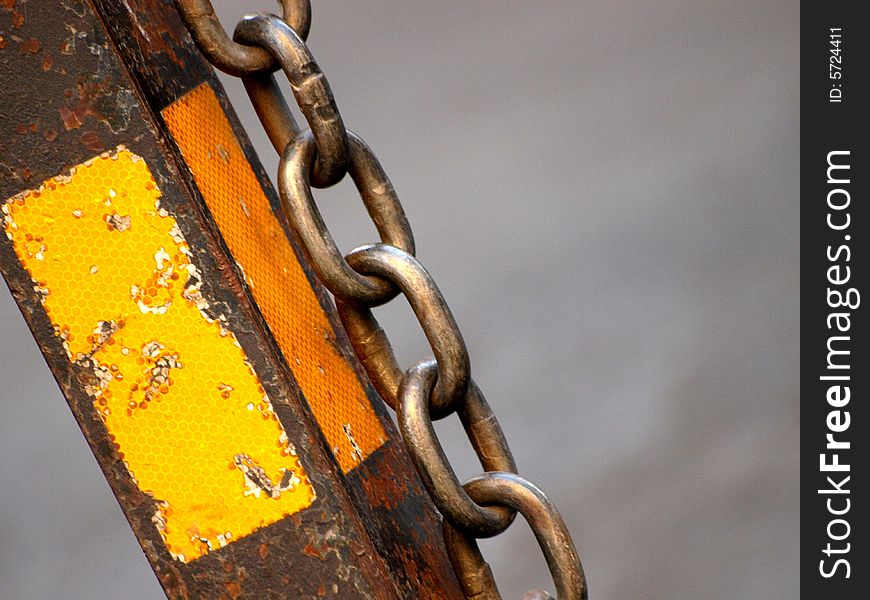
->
[398,361,516,537]
[175,0,310,75]
[339,244,471,411]
[443,473,587,600]
[234,14,349,187]
[280,135,415,305]
[174,2,587,597]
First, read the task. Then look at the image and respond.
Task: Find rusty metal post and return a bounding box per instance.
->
[0,1,463,597]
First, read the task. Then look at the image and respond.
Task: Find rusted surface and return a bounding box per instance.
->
[1,0,463,598]
[0,1,438,598]
[0,0,136,184]
[89,0,464,597]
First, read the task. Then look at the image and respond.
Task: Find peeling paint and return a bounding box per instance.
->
[343,423,365,464]
[104,211,131,231]
[233,453,301,499]
[2,147,316,563]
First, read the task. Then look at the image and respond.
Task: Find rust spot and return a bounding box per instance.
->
[223,581,242,599]
[41,52,53,71]
[119,1,185,68]
[56,79,136,135]
[11,9,24,28]
[15,123,28,135]
[20,38,40,53]
[1,0,16,9]
[303,542,323,558]
[81,130,104,152]
[59,106,83,130]
[44,129,58,142]
[258,543,270,560]
[0,35,7,50]
[349,539,369,557]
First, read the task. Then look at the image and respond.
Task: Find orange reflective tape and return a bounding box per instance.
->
[162,84,386,473]
[2,148,314,563]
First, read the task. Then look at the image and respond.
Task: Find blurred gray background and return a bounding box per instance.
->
[0,1,799,598]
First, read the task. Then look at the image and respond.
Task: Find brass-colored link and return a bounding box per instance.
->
[174,0,310,75]
[398,360,516,537]
[279,130,415,305]
[441,523,502,600]
[334,303,402,411]
[242,73,298,154]
[234,14,349,188]
[443,473,588,600]
[337,244,470,415]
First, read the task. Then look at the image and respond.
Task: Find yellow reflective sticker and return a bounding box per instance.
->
[162,84,387,473]
[3,148,314,563]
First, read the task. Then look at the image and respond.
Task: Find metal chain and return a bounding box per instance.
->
[174,2,587,598]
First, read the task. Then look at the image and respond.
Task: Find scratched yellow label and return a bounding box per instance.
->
[163,84,387,473]
[2,148,315,563]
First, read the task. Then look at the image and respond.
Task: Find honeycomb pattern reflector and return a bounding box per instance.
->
[162,84,387,473]
[3,148,315,563]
